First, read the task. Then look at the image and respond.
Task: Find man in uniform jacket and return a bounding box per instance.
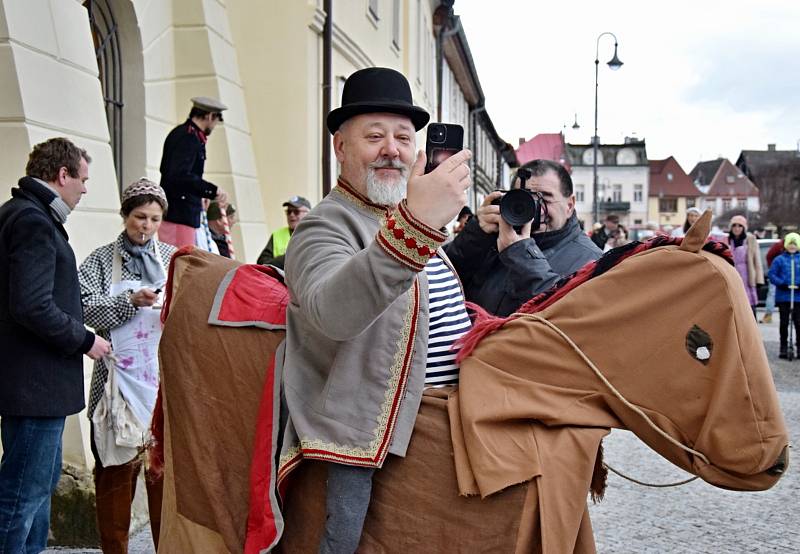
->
[0,138,111,552]
[445,159,602,317]
[278,67,473,552]
[158,96,229,247]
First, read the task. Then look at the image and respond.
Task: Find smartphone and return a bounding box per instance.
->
[425,123,464,174]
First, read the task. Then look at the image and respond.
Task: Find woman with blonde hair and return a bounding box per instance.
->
[727,215,764,319]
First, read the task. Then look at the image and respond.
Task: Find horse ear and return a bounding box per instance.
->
[680,210,712,253]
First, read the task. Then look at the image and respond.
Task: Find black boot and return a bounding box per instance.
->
[779,346,788,359]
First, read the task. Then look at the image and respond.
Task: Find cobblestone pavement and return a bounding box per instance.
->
[46,312,797,553]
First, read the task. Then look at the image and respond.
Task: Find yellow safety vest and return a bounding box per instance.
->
[271,226,292,257]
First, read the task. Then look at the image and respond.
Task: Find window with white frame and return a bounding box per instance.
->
[576,184,585,203]
[612,184,622,202]
[633,184,643,203]
[722,198,732,211]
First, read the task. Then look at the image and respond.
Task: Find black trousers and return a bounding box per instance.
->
[777,302,800,351]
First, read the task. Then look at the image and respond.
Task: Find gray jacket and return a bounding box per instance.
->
[445,213,602,316]
[279,182,450,475]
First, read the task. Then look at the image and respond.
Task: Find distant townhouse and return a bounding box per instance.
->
[736,144,800,231]
[566,137,649,229]
[648,157,700,231]
[689,158,759,217]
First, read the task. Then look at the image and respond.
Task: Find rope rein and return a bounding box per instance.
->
[515,313,711,468]
[603,463,699,488]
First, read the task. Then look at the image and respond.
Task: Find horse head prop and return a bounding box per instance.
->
[456,210,789,497]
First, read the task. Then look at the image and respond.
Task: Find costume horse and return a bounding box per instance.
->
[153,212,787,553]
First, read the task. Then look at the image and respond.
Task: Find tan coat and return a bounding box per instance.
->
[745,232,765,287]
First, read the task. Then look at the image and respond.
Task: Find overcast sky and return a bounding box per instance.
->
[455,0,800,172]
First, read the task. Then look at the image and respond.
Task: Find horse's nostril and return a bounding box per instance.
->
[766,446,789,476]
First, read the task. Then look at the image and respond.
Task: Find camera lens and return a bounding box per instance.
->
[499,189,538,227]
[429,124,446,143]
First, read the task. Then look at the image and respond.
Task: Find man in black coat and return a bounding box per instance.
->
[0,138,111,552]
[158,96,229,248]
[445,159,602,317]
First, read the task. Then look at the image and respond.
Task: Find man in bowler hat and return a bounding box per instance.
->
[278,67,473,552]
[158,96,230,247]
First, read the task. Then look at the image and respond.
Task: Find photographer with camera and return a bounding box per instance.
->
[445,159,601,317]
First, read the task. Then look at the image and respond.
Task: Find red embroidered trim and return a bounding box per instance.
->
[377,201,444,271]
[276,282,420,473]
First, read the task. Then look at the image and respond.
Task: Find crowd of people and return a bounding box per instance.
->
[0,66,796,553]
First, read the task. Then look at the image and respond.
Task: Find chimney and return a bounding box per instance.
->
[518,137,526,147]
[767,143,776,151]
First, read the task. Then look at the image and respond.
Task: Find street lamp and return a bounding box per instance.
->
[593,32,623,224]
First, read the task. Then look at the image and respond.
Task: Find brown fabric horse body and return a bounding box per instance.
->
[279,211,788,553]
[157,214,787,553]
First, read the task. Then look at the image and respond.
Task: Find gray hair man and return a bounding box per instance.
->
[278,67,472,552]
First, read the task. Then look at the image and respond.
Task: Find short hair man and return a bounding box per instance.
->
[207,201,237,258]
[0,138,111,552]
[278,67,472,552]
[256,196,311,268]
[445,159,602,316]
[591,213,620,249]
[158,96,230,247]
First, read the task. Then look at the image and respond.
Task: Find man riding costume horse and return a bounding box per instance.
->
[151,68,789,553]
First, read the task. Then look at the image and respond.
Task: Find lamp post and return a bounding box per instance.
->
[592,32,623,225]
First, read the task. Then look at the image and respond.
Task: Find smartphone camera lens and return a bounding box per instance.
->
[429,124,447,144]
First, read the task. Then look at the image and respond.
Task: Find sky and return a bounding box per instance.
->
[455,0,800,173]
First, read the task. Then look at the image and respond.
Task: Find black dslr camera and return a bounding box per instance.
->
[492,168,545,233]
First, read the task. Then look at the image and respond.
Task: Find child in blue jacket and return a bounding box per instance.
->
[768,232,800,359]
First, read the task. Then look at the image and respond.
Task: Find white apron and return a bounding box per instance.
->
[108,240,166,429]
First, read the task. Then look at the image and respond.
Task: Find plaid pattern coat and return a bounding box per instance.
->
[78,233,176,417]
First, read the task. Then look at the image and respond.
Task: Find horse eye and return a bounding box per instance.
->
[686,325,713,365]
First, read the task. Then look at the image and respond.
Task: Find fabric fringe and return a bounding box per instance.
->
[590,439,607,503]
[455,302,512,363]
[147,389,165,478]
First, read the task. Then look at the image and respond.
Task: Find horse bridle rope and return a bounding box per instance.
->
[517,313,707,487]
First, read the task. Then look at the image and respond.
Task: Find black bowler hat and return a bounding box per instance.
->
[326,67,430,134]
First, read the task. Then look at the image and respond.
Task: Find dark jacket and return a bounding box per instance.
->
[768,252,800,304]
[445,213,602,316]
[0,177,95,417]
[591,227,610,249]
[159,119,218,228]
[210,229,230,258]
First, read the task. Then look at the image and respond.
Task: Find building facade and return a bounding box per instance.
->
[689,158,760,217]
[435,11,515,208]
[648,156,700,231]
[566,138,649,229]
[1,0,511,472]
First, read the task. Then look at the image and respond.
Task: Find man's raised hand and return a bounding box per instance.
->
[405,149,472,230]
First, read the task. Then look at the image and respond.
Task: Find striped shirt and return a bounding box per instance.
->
[424,256,471,386]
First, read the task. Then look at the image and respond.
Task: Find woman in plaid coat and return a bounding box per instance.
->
[78,179,176,554]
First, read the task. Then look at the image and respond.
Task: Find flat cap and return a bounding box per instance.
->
[283,196,311,210]
[191,96,228,112]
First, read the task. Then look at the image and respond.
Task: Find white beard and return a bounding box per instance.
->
[365,160,409,206]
